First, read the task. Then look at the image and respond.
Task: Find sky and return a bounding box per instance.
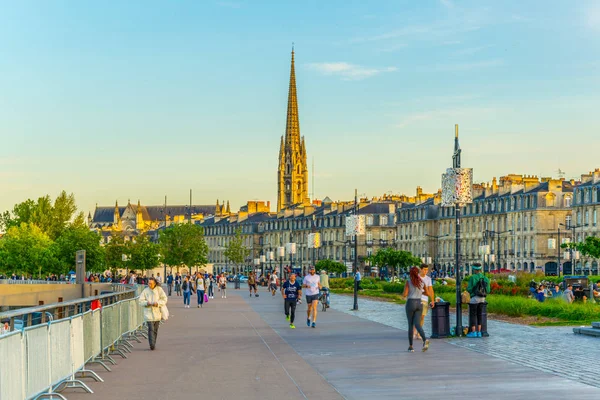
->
[1,0,600,216]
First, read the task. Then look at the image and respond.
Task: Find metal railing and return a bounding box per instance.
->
[0,283,147,400]
[0,279,70,284]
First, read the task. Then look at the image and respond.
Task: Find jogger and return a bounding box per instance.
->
[282,273,302,328]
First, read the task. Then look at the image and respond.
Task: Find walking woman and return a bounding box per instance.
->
[195,273,205,308]
[402,266,430,352]
[182,276,192,308]
[138,277,168,350]
[175,273,182,296]
[207,274,215,299]
[219,274,227,298]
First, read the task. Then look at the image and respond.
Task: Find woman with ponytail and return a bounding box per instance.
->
[402,266,430,352]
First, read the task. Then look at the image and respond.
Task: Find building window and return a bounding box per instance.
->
[577,211,582,225]
[565,196,572,208]
[530,215,534,230]
[381,231,387,241]
[594,209,598,226]
[381,215,388,225]
[366,232,373,242]
[585,210,589,225]
[565,215,572,228]
[366,216,373,226]
[366,247,373,257]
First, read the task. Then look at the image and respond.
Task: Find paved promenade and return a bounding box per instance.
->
[68,286,600,400]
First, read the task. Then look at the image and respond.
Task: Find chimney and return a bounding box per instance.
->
[593,168,600,184]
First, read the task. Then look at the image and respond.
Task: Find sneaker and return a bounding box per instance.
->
[290,324,295,329]
[466,332,478,338]
[250,293,252,297]
[422,340,430,352]
[307,318,311,327]
[197,305,200,308]
[255,294,259,297]
[311,322,316,329]
[224,296,226,298]
[477,331,482,338]
[408,346,414,352]
[286,315,290,321]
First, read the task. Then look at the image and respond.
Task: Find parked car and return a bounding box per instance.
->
[239,275,248,283]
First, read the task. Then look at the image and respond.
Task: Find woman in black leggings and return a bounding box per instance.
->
[402,266,430,352]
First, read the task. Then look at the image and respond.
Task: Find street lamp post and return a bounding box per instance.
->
[441,124,473,337]
[353,189,359,311]
[278,246,285,282]
[559,222,588,275]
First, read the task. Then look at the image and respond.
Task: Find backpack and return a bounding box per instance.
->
[475,277,488,297]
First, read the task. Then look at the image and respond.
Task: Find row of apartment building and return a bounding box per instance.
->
[197,171,600,276]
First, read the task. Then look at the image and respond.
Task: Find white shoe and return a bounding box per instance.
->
[224,296,227,298]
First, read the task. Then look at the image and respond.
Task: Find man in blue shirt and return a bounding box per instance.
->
[282,273,302,329]
[166,273,174,296]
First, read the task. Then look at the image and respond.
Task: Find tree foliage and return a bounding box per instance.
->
[368,247,421,276]
[0,191,84,240]
[563,236,600,259]
[53,225,105,273]
[224,228,250,266]
[0,223,56,278]
[315,259,346,275]
[159,223,208,270]
[104,231,129,276]
[129,234,161,273]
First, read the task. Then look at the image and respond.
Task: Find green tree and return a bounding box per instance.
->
[105,231,129,277]
[368,248,421,277]
[0,191,83,240]
[129,234,161,274]
[53,225,105,273]
[224,228,250,270]
[315,259,346,275]
[0,223,56,278]
[159,223,208,272]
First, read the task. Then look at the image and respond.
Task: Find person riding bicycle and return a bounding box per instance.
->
[319,270,330,308]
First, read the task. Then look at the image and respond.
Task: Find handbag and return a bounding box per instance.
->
[204,293,209,303]
[160,304,169,321]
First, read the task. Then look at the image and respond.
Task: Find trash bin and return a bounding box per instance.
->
[468,302,489,337]
[430,301,450,338]
[234,277,240,290]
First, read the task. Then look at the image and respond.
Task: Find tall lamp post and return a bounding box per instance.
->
[345,188,364,311]
[441,124,473,337]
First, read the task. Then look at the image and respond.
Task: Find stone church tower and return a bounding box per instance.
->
[277,48,309,211]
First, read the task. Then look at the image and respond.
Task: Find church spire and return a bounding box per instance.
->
[452,124,461,168]
[285,46,300,148]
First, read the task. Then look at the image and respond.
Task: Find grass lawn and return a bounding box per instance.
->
[330,287,599,326]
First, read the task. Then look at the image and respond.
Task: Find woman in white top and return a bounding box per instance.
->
[138,277,168,350]
[219,274,227,298]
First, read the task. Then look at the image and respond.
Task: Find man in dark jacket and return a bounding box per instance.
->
[466,263,490,338]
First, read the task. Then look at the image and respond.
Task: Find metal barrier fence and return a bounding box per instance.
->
[0,284,147,400]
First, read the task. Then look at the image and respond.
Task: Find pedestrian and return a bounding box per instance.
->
[563,284,575,303]
[402,266,430,352]
[466,263,491,338]
[207,274,215,299]
[166,272,173,296]
[195,273,205,308]
[175,273,182,296]
[182,276,192,308]
[138,277,168,350]
[248,272,258,297]
[319,269,330,308]
[302,266,321,328]
[355,270,362,291]
[269,272,278,296]
[156,272,163,284]
[282,273,302,329]
[219,274,227,298]
[414,264,434,340]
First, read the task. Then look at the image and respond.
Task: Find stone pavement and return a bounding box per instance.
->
[329,294,600,388]
[66,286,600,400]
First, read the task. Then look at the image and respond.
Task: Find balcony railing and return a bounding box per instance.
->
[366,240,374,246]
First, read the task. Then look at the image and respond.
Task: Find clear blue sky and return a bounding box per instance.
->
[1,0,599,215]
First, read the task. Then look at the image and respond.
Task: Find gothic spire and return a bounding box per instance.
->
[285,47,300,148]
